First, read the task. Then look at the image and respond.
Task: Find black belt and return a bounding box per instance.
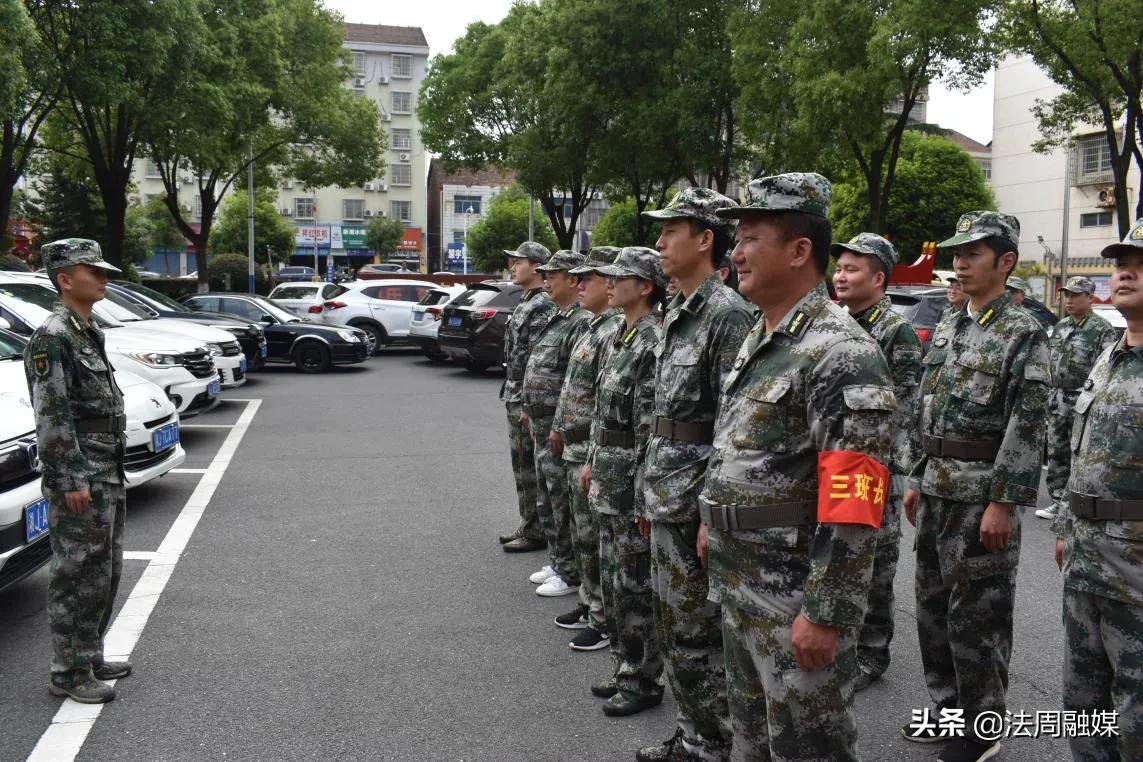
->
[653,416,714,445]
[75,414,126,434]
[1068,491,1143,521]
[525,404,557,419]
[699,499,815,531]
[921,434,1001,460]
[562,423,591,444]
[594,428,635,448]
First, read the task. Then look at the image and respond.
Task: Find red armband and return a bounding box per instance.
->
[816,450,889,528]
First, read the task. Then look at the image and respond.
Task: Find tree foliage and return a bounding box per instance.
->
[365,217,404,257]
[210,188,296,264]
[207,251,271,293]
[830,131,996,268]
[590,198,658,248]
[1000,0,1143,234]
[465,186,559,273]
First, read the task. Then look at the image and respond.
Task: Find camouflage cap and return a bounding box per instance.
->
[40,238,121,274]
[1005,275,1030,293]
[937,211,1020,251]
[642,187,738,236]
[536,249,586,273]
[597,246,668,290]
[569,246,620,275]
[715,172,831,220]
[1058,275,1096,295]
[830,232,899,274]
[502,241,552,264]
[1100,217,1143,258]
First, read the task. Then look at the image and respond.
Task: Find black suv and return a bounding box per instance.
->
[438,281,524,372]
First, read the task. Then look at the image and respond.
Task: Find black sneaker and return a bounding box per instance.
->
[938,737,1001,762]
[569,627,609,651]
[554,605,589,630]
[901,718,945,744]
[854,664,881,692]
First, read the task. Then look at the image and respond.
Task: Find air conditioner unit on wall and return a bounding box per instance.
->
[1096,187,1117,208]
[399,153,410,162]
[382,114,391,122]
[364,210,374,217]
[281,207,292,216]
[354,77,365,89]
[380,183,388,192]
[182,174,194,185]
[364,182,375,191]
[285,181,295,190]
[182,202,192,212]
[590,191,602,200]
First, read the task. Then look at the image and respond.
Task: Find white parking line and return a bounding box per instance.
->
[179,424,235,429]
[169,468,208,475]
[121,551,156,561]
[27,399,262,762]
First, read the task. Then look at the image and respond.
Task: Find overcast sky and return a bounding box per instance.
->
[326,0,995,146]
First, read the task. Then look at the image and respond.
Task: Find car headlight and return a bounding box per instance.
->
[127,351,183,367]
[206,343,225,357]
[337,330,360,343]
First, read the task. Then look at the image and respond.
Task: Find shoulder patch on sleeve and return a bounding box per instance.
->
[32,352,50,379]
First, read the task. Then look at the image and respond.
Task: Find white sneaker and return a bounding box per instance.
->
[529,565,556,584]
[1035,507,1057,520]
[536,576,580,597]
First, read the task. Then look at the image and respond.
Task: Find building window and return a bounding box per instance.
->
[1076,134,1113,183]
[391,129,412,150]
[391,54,412,79]
[1079,211,1113,228]
[295,197,315,219]
[453,195,482,215]
[979,159,991,181]
[452,231,465,243]
[343,199,364,221]
[145,160,160,179]
[390,164,412,186]
[391,200,411,222]
[193,195,202,221]
[391,92,412,113]
[351,51,366,78]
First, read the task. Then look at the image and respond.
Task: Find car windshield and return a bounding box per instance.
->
[449,285,500,308]
[0,282,60,320]
[272,285,321,299]
[254,297,303,323]
[116,281,187,311]
[99,289,156,321]
[887,294,921,320]
[0,329,25,359]
[418,290,452,306]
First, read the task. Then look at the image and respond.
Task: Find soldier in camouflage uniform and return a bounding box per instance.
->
[701,174,894,761]
[25,239,131,704]
[1052,218,1143,761]
[637,187,752,762]
[904,212,1050,762]
[1035,276,1116,522]
[945,275,966,317]
[585,247,668,717]
[831,233,922,689]
[1005,275,1030,309]
[523,250,591,597]
[551,247,624,652]
[499,241,557,553]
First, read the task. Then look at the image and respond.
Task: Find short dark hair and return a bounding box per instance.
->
[47,265,74,291]
[686,219,734,267]
[981,236,1019,276]
[769,211,832,275]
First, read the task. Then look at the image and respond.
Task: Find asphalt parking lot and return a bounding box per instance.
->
[0,350,1076,761]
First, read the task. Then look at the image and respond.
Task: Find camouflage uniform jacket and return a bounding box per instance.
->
[1049,311,1116,392]
[500,287,556,404]
[644,273,754,523]
[909,292,1051,505]
[1058,338,1143,606]
[24,302,125,491]
[553,309,623,464]
[852,295,922,475]
[588,313,660,517]
[522,302,591,418]
[700,282,895,626]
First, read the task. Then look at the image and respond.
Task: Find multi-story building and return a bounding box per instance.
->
[128,22,430,276]
[991,55,1139,297]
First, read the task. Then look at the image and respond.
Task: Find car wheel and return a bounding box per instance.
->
[351,322,386,356]
[464,359,488,373]
[422,344,448,362]
[293,342,332,373]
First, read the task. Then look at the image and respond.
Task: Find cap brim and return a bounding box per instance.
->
[713,207,768,220]
[1057,286,1091,294]
[936,232,991,249]
[86,260,122,274]
[595,265,628,277]
[568,265,604,275]
[830,242,877,258]
[641,209,690,221]
[1101,242,1143,258]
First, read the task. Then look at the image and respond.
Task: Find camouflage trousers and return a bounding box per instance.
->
[566,460,606,632]
[530,416,578,583]
[505,403,542,542]
[915,495,1021,720]
[47,480,126,680]
[1062,588,1143,761]
[856,476,905,676]
[650,519,730,760]
[598,513,662,699]
[721,603,859,762]
[1045,390,1079,512]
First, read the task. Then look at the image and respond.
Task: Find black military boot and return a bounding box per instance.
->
[48,674,116,704]
[636,728,687,761]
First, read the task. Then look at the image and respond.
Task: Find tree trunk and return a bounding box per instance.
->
[100,181,129,268]
[864,151,884,233]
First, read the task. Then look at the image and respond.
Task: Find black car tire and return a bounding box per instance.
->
[293,341,332,373]
[464,359,488,373]
[349,320,386,356]
[422,344,448,362]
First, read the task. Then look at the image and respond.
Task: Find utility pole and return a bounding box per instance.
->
[246,143,255,294]
[528,193,534,241]
[1058,150,1072,313]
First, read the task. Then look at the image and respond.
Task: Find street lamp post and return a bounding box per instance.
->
[462,205,474,275]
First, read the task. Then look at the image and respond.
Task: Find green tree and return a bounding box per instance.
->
[1000,0,1143,235]
[207,251,270,292]
[465,185,559,273]
[210,189,295,264]
[830,131,996,268]
[365,216,404,258]
[122,196,187,266]
[590,198,658,248]
[25,135,107,245]
[145,0,385,289]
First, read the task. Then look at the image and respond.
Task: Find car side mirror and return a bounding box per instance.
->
[260,315,276,325]
[0,317,11,330]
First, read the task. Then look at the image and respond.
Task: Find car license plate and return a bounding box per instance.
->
[152,421,179,451]
[260,344,268,358]
[412,310,424,322]
[208,379,221,398]
[448,315,462,327]
[24,497,49,543]
[239,356,247,373]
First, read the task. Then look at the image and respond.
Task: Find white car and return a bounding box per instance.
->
[318,279,438,355]
[0,333,184,591]
[1093,304,1126,335]
[0,279,221,417]
[409,285,468,361]
[267,282,351,318]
